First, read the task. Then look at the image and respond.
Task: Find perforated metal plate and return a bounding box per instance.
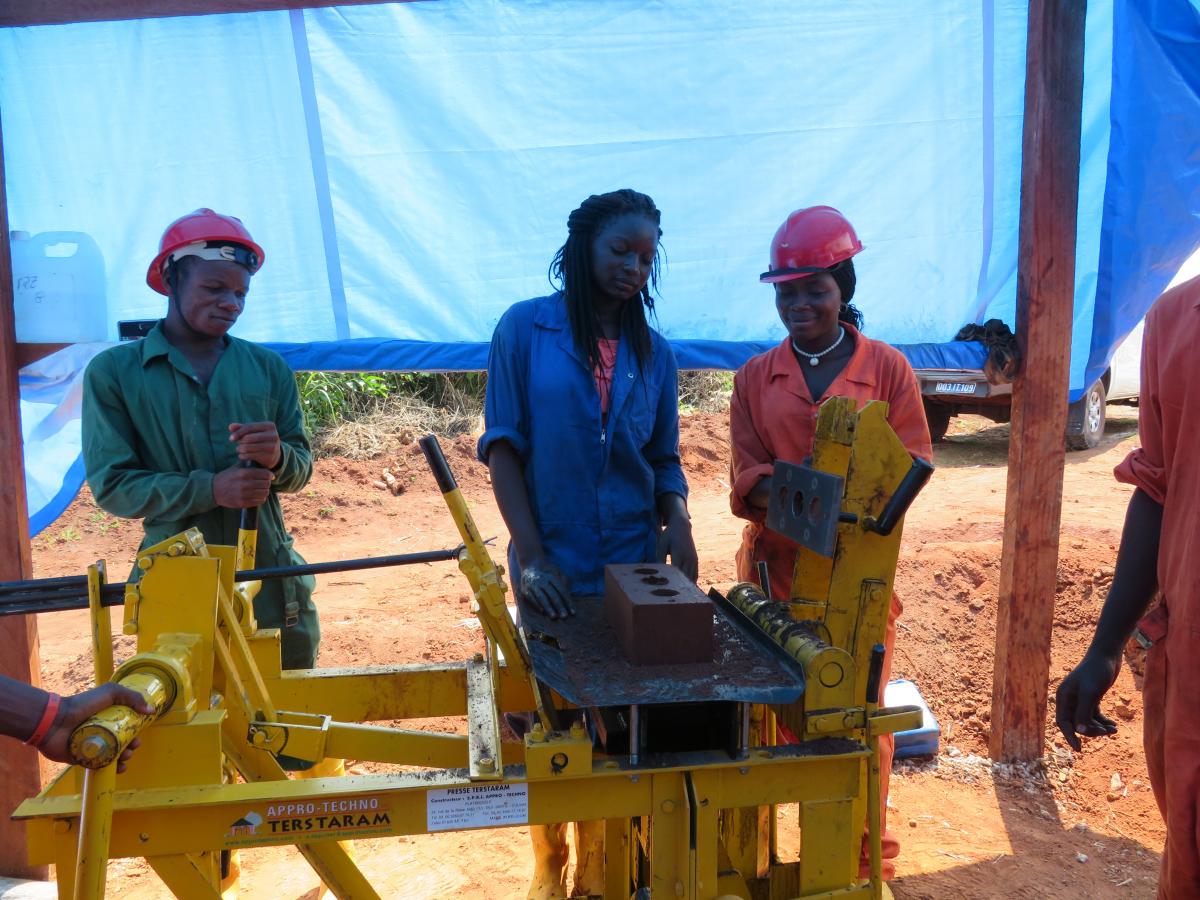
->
[765,462,845,557]
[519,594,804,707]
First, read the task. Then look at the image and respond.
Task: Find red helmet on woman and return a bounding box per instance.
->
[146,208,265,295]
[760,206,863,283]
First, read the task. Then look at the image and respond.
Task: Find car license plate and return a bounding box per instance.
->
[934,381,976,395]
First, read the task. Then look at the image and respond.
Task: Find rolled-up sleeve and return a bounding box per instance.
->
[646,342,687,500]
[1115,311,1166,503]
[478,308,531,463]
[729,368,774,523]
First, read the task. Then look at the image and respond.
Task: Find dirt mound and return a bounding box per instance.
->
[679,412,730,485]
[285,434,491,531]
[893,537,1156,849]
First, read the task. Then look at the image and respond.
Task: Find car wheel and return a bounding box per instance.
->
[1066,380,1106,450]
[923,400,952,443]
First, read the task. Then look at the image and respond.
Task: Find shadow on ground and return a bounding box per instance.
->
[892,761,1159,899]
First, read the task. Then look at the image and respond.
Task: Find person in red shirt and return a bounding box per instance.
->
[729,206,931,880]
[1056,274,1200,899]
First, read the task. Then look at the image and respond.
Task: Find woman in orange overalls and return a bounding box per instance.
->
[728,206,931,880]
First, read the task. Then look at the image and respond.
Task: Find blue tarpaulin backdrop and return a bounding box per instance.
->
[3,0,1200,536]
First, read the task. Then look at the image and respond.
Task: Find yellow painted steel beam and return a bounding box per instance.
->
[437,482,532,682]
[263,664,537,722]
[603,816,633,900]
[298,838,381,900]
[114,712,225,792]
[53,824,77,900]
[689,770,721,899]
[215,677,381,900]
[215,588,277,723]
[797,799,858,894]
[649,772,686,898]
[465,654,502,780]
[72,764,115,900]
[325,723,468,769]
[746,864,875,900]
[87,563,113,684]
[17,747,864,864]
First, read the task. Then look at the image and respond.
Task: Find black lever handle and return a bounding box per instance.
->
[418,435,458,494]
[238,459,260,532]
[866,643,886,706]
[864,457,934,536]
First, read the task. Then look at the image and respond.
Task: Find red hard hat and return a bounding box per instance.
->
[760,205,863,283]
[146,208,265,295]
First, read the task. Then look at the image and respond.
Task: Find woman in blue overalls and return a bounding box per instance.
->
[478,189,697,899]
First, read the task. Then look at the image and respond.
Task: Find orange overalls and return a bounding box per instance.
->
[1113,275,1200,899]
[729,326,932,879]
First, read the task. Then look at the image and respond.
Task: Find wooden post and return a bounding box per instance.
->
[0,114,47,877]
[989,0,1087,762]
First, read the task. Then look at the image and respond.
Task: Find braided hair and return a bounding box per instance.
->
[829,258,865,331]
[549,189,663,373]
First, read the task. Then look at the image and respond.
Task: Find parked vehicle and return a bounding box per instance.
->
[915,320,1142,451]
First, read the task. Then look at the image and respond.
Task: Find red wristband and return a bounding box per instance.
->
[24,693,61,748]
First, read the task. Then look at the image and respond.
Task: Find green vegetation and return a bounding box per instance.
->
[294,369,731,457]
[296,372,487,434]
[678,370,734,414]
[57,525,82,543]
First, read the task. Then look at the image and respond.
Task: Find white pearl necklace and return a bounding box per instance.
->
[792,326,845,367]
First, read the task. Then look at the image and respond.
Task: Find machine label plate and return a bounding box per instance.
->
[223,796,393,847]
[934,381,977,395]
[427,782,528,831]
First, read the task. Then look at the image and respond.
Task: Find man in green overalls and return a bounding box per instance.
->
[82,208,319,671]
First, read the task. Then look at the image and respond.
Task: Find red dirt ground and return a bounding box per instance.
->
[25,405,1162,898]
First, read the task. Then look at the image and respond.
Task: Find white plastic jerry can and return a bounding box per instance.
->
[10,230,108,342]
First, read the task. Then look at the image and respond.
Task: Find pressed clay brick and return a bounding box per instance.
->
[604,563,714,665]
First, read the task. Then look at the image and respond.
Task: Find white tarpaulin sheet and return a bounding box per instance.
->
[4,0,1200,535]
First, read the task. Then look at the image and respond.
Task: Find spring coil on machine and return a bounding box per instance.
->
[726,582,834,667]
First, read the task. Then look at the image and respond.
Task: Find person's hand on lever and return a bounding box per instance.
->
[229,421,282,469]
[519,558,574,619]
[213,462,273,508]
[40,683,155,772]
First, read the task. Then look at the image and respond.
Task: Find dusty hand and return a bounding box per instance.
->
[1054,647,1121,751]
[213,463,274,509]
[42,683,156,772]
[229,421,282,469]
[519,559,574,619]
[656,515,698,582]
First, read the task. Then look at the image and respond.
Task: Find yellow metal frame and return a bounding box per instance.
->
[15,403,923,900]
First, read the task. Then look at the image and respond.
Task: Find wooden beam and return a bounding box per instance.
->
[0,112,47,879]
[0,0,412,28]
[990,0,1087,762]
[15,343,69,369]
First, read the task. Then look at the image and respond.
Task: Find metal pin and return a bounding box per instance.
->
[756,560,772,601]
[739,703,751,759]
[629,704,640,766]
